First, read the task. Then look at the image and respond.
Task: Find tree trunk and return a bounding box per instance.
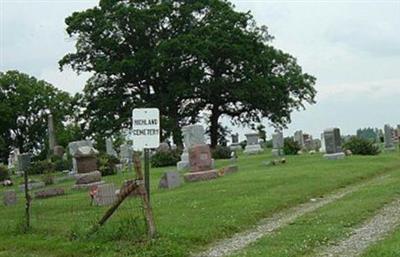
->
[172,123,183,149]
[210,106,220,149]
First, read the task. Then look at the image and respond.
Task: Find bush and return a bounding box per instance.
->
[0,165,10,181]
[42,173,55,185]
[240,141,247,150]
[98,154,120,176]
[51,155,71,172]
[343,137,380,155]
[211,145,232,159]
[283,138,301,155]
[28,160,55,175]
[151,149,181,168]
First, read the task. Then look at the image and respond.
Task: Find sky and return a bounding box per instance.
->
[1,0,399,141]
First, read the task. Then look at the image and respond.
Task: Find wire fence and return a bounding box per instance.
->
[1,178,148,240]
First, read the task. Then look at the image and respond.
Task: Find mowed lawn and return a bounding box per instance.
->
[0,151,399,257]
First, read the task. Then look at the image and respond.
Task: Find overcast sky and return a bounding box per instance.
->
[1,0,399,140]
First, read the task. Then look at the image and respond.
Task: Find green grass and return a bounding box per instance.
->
[231,159,400,257]
[362,223,400,256]
[1,151,400,257]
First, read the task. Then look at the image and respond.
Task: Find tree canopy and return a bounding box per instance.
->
[0,71,74,162]
[60,0,316,147]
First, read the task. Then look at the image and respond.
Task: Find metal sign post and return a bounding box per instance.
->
[132,108,160,202]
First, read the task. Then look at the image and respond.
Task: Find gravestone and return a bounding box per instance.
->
[120,143,133,166]
[272,131,284,156]
[158,172,181,189]
[177,125,209,171]
[8,148,20,170]
[93,183,117,206]
[313,139,322,152]
[53,145,65,158]
[230,133,241,150]
[184,144,218,182]
[3,190,17,206]
[384,124,395,151]
[294,130,305,149]
[68,140,93,173]
[48,114,56,154]
[157,142,170,152]
[19,181,45,192]
[34,188,65,199]
[244,133,263,154]
[323,128,345,160]
[303,134,315,151]
[106,138,118,157]
[320,133,326,153]
[74,146,98,173]
[17,153,31,174]
[73,171,104,190]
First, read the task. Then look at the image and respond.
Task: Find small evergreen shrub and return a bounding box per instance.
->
[283,138,301,155]
[28,160,55,175]
[212,145,232,159]
[42,172,55,185]
[51,155,71,171]
[343,137,380,155]
[98,154,120,176]
[0,165,10,181]
[240,141,247,150]
[151,149,181,168]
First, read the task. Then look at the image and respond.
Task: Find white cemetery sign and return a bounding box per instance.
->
[132,108,160,150]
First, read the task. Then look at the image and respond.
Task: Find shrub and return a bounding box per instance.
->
[50,155,71,172]
[151,149,181,168]
[240,141,247,150]
[343,137,380,155]
[264,140,273,149]
[98,154,120,176]
[42,173,55,185]
[211,145,232,159]
[28,160,55,175]
[0,165,10,181]
[283,138,301,155]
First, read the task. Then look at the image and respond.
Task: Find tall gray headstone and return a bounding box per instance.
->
[320,133,326,153]
[323,128,345,160]
[244,133,263,154]
[294,130,305,149]
[120,144,133,164]
[384,124,395,150]
[272,131,284,156]
[68,140,93,173]
[48,114,56,153]
[177,125,206,171]
[106,138,118,157]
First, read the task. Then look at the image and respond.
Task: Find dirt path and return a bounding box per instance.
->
[193,174,390,257]
[315,198,400,257]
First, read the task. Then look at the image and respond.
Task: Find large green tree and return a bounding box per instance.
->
[186,1,316,147]
[60,0,316,148]
[60,0,206,147]
[0,71,74,162]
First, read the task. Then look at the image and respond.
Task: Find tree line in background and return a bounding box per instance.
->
[0,0,316,163]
